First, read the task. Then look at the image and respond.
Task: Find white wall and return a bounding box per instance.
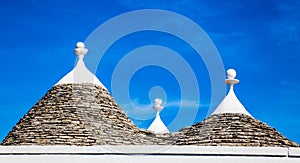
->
[0,146,299,163]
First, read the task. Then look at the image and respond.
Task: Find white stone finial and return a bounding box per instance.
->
[211,68,252,117]
[55,42,107,89]
[74,42,88,57]
[153,98,163,111]
[225,68,239,86]
[76,42,85,48]
[226,69,236,79]
[148,98,170,133]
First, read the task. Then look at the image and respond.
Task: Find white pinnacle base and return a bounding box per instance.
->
[55,42,106,89]
[212,88,252,116]
[55,59,106,88]
[148,111,170,134]
[211,69,252,117]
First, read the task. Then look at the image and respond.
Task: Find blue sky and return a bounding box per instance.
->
[0,0,299,143]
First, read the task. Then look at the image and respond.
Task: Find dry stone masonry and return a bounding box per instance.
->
[1,83,298,147]
[176,113,299,147]
[1,43,298,147]
[1,83,174,146]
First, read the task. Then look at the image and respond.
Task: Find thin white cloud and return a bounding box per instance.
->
[165,99,201,108]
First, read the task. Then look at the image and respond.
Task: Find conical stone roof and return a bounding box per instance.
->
[176,113,299,147]
[1,42,173,146]
[1,45,298,147]
[175,69,299,147]
[1,83,172,145]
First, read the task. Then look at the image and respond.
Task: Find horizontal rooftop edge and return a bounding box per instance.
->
[289,147,300,157]
[0,146,299,157]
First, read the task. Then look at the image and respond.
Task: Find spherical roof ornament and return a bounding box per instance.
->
[76,42,85,48]
[226,68,236,79]
[153,98,163,111]
[225,68,239,88]
[74,42,88,58]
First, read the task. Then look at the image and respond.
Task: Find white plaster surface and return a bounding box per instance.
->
[289,147,300,156]
[55,42,106,89]
[55,58,106,88]
[212,87,252,116]
[0,145,293,155]
[211,69,252,116]
[0,146,299,163]
[147,112,170,133]
[0,155,297,163]
[148,98,170,133]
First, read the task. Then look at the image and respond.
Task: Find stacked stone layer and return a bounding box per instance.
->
[1,84,173,145]
[176,113,299,147]
[1,84,298,147]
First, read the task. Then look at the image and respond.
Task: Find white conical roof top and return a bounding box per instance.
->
[147,98,170,133]
[55,42,106,89]
[211,69,252,116]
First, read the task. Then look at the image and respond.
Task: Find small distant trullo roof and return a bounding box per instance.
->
[1,42,298,147]
[147,98,170,134]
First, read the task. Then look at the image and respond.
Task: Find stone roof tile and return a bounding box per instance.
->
[175,113,299,147]
[1,84,174,146]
